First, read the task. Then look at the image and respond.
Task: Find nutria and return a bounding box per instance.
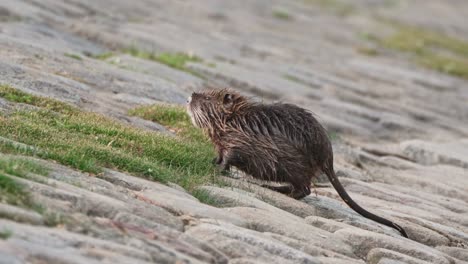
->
[187,88,408,238]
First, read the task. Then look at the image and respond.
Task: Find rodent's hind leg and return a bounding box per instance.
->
[261,184,294,194]
[261,184,311,199]
[290,186,311,199]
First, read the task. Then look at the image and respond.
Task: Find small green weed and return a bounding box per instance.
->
[124,48,204,78]
[64,53,83,61]
[0,154,48,211]
[0,137,40,156]
[304,0,355,16]
[89,52,115,60]
[368,25,468,79]
[283,74,309,86]
[89,49,206,77]
[0,229,12,240]
[273,10,292,20]
[155,52,202,70]
[0,84,76,114]
[192,188,222,207]
[328,131,341,142]
[356,46,379,56]
[43,211,66,227]
[0,173,33,208]
[381,26,468,57]
[0,155,49,178]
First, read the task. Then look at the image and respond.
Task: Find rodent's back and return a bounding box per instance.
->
[231,103,331,158]
[223,103,332,183]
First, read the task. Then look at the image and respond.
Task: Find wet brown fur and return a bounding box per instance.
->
[187,88,408,238]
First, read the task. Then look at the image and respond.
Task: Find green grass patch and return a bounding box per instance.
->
[283,74,309,86]
[0,84,77,114]
[416,53,468,79]
[356,46,379,56]
[272,9,292,20]
[129,104,207,142]
[64,53,83,61]
[0,173,34,209]
[191,188,222,207]
[125,48,202,68]
[124,48,204,78]
[155,52,202,70]
[89,49,208,77]
[381,27,468,57]
[369,25,468,79]
[0,155,49,178]
[89,52,115,60]
[304,0,355,16]
[0,86,217,191]
[0,137,41,156]
[206,62,216,68]
[42,211,66,227]
[0,229,12,240]
[0,13,22,23]
[328,131,341,142]
[0,151,49,212]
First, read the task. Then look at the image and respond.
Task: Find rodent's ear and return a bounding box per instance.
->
[223,93,233,107]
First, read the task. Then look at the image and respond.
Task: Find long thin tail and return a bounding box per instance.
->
[323,167,408,238]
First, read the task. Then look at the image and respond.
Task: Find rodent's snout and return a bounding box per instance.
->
[186,95,192,104]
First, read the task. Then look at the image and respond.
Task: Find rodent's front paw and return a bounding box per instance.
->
[212,156,222,165]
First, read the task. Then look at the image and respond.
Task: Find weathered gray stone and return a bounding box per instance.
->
[103,54,204,87]
[436,246,468,262]
[220,177,318,218]
[0,219,154,263]
[367,248,432,264]
[0,247,22,264]
[335,164,373,182]
[334,228,453,264]
[185,222,320,264]
[99,169,197,200]
[0,98,13,112]
[0,203,43,225]
[305,216,396,237]
[198,185,315,221]
[226,207,355,257]
[9,168,185,232]
[398,214,468,245]
[376,259,406,264]
[301,193,403,237]
[179,233,230,264]
[135,187,248,227]
[262,232,361,262]
[228,259,269,264]
[401,140,468,168]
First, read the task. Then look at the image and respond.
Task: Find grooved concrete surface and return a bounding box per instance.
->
[1,1,468,263]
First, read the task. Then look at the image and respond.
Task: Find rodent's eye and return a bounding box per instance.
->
[204,97,210,100]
